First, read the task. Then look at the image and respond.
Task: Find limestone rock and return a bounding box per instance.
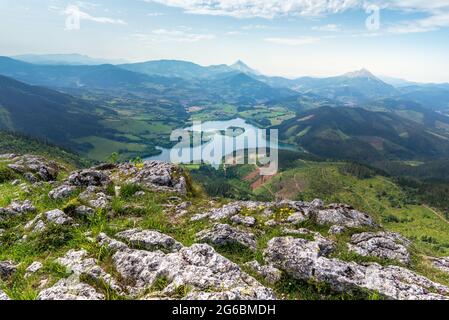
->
[45,209,73,225]
[348,232,411,264]
[196,224,257,251]
[110,241,274,299]
[430,257,449,274]
[37,276,104,300]
[68,169,111,187]
[7,155,59,182]
[73,205,95,218]
[25,261,43,277]
[313,203,376,228]
[245,260,282,284]
[115,229,183,252]
[56,250,122,293]
[265,236,449,300]
[0,288,10,300]
[48,184,77,200]
[113,161,188,194]
[328,225,347,235]
[0,200,35,217]
[0,261,17,279]
[230,214,256,227]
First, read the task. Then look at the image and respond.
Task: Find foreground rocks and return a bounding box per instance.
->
[37,277,104,300]
[0,200,35,218]
[196,224,257,251]
[348,232,411,264]
[7,155,59,182]
[0,261,17,279]
[98,231,274,300]
[264,236,449,300]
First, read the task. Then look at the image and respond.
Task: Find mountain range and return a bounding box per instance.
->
[1,54,449,165]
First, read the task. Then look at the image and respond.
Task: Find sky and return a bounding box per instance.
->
[1,0,449,82]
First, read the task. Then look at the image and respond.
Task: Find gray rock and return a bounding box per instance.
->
[265,236,449,300]
[191,201,266,222]
[196,224,257,251]
[113,161,188,194]
[0,261,18,279]
[25,261,43,277]
[37,276,104,300]
[88,193,111,210]
[110,241,274,299]
[56,250,122,293]
[230,214,256,227]
[7,155,59,182]
[68,169,111,187]
[115,229,183,252]
[245,261,282,284]
[286,212,307,224]
[430,257,449,274]
[0,200,36,217]
[313,204,376,228]
[48,184,77,200]
[73,205,95,218]
[310,199,325,209]
[348,232,411,264]
[45,209,73,225]
[328,225,347,235]
[0,288,10,300]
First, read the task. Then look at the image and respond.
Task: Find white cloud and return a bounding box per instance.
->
[146,0,362,18]
[312,23,341,31]
[133,28,215,42]
[64,5,126,26]
[265,36,320,45]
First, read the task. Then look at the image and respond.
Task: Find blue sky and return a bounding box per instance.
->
[1,0,449,82]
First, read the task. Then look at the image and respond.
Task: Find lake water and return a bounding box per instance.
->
[145,118,296,166]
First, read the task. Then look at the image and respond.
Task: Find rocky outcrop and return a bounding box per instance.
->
[430,257,449,274]
[112,161,188,195]
[37,276,104,300]
[196,224,257,251]
[230,214,256,227]
[48,184,77,200]
[312,203,377,228]
[115,229,183,253]
[245,261,282,284]
[56,250,121,293]
[68,169,111,187]
[97,231,274,299]
[264,236,449,300]
[25,261,43,277]
[0,200,35,217]
[45,209,73,225]
[348,232,411,264]
[0,261,17,279]
[7,155,59,182]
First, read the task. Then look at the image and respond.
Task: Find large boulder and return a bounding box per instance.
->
[113,161,188,195]
[348,232,411,264]
[115,229,182,253]
[430,257,449,274]
[98,232,274,299]
[68,169,111,187]
[0,200,35,217]
[48,184,77,200]
[264,236,449,300]
[7,155,59,182]
[313,203,376,228]
[196,224,257,251]
[37,276,104,300]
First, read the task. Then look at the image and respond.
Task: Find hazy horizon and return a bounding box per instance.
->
[1,0,449,82]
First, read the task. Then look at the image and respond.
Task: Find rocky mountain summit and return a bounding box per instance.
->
[2,154,449,300]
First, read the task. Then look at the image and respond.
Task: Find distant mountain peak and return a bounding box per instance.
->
[344,68,377,79]
[230,60,261,75]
